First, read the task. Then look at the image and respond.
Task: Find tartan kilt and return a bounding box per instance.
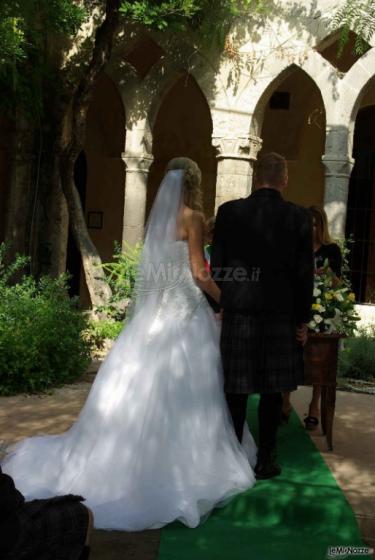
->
[221,311,304,394]
[5,495,89,560]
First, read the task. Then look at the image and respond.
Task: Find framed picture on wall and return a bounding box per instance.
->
[87,211,103,229]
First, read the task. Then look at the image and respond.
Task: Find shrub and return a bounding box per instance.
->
[96,241,142,321]
[338,326,375,380]
[0,243,92,395]
[84,319,123,354]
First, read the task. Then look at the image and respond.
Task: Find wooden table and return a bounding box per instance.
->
[303,333,342,450]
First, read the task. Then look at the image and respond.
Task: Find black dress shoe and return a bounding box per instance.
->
[254,460,282,480]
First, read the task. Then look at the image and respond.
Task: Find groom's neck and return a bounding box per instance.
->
[253,183,285,192]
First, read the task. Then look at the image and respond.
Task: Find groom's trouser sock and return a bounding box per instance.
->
[225,393,248,442]
[258,392,283,460]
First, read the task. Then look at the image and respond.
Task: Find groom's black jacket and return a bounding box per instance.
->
[211,188,314,324]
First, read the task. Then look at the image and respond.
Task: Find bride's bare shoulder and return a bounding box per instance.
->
[182,206,204,226]
[178,207,204,240]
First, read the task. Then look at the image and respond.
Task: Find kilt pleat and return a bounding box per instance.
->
[221,312,304,394]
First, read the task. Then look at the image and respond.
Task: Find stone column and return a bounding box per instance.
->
[122,152,154,246]
[322,154,354,239]
[212,135,262,213]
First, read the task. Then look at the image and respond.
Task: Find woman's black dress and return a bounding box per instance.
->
[314,243,342,278]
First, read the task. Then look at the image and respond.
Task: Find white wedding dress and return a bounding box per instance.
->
[2,169,256,531]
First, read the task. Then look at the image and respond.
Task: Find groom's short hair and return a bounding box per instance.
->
[255,152,287,186]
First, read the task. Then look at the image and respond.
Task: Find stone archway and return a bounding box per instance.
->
[67,73,126,306]
[257,67,326,208]
[147,74,216,219]
[346,104,375,304]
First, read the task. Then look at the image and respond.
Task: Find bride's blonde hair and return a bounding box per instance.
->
[165,157,203,212]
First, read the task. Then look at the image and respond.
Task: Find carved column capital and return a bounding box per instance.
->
[322,154,355,178]
[122,152,154,173]
[248,135,263,161]
[212,135,262,162]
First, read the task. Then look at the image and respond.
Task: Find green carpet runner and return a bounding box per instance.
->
[158,396,368,560]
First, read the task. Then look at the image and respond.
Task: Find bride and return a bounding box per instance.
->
[2,157,256,531]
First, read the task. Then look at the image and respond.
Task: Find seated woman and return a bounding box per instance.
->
[0,466,93,560]
[282,205,342,429]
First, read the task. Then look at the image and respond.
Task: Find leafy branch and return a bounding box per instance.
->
[332,0,375,55]
[0,0,268,117]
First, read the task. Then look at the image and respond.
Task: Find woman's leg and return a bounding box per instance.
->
[304,385,321,430]
[309,385,321,418]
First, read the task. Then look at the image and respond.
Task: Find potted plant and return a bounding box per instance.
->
[304,259,360,449]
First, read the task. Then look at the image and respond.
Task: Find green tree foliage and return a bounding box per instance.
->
[0,0,265,115]
[120,0,266,45]
[0,1,86,63]
[0,1,87,115]
[333,0,375,55]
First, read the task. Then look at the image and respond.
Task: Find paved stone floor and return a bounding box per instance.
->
[292,386,375,556]
[0,375,374,559]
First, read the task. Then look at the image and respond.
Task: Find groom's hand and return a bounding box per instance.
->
[296,323,308,345]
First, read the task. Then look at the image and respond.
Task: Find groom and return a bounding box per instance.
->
[211,152,314,480]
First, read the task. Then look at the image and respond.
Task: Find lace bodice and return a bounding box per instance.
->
[138,240,206,337]
[159,240,205,318]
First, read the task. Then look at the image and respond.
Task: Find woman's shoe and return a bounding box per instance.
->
[304,415,319,431]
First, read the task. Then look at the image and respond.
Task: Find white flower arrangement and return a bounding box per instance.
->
[308,260,360,336]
